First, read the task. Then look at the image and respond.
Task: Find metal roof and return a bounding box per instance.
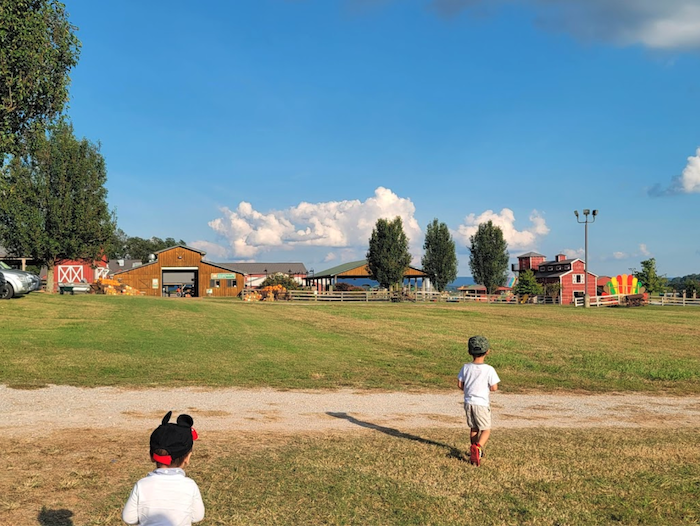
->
[312,260,428,279]
[214,262,307,275]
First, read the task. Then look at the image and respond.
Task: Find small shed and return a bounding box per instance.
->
[113,245,245,298]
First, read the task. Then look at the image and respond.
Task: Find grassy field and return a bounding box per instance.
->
[2,294,699,525]
[3,427,698,525]
[0,294,699,393]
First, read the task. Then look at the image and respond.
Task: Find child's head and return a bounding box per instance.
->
[468,335,490,358]
[149,411,198,468]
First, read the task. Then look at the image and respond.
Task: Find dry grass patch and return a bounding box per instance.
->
[2,427,698,525]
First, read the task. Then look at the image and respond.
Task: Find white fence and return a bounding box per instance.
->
[648,294,700,307]
[573,293,700,307]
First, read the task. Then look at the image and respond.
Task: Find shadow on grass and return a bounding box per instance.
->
[38,507,74,526]
[327,412,466,461]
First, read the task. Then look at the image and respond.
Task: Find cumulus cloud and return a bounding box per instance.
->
[562,248,585,259]
[605,244,653,261]
[429,0,700,50]
[649,147,700,196]
[206,187,423,260]
[455,208,549,250]
[187,240,231,260]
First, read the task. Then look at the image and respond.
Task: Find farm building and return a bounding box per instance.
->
[306,260,429,291]
[52,257,110,287]
[214,262,307,288]
[0,245,36,271]
[113,245,245,298]
[514,252,598,304]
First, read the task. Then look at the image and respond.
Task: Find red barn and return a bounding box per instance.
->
[515,252,598,304]
[50,256,110,288]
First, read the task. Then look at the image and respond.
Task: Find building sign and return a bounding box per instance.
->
[211,273,237,279]
[152,278,159,289]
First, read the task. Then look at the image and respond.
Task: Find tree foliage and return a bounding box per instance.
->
[366,216,411,290]
[513,269,542,296]
[468,220,509,294]
[1,0,81,158]
[421,218,458,292]
[634,258,667,295]
[109,231,187,262]
[259,273,300,290]
[0,120,115,290]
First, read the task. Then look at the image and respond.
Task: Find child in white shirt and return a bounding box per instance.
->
[122,412,205,525]
[457,335,500,466]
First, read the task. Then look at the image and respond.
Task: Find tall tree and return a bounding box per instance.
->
[0,120,115,291]
[468,220,509,294]
[366,216,411,290]
[634,258,667,295]
[1,0,81,159]
[421,218,458,292]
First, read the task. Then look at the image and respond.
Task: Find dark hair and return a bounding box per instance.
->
[151,447,191,468]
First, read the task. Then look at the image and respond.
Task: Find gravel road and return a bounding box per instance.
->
[2,385,699,439]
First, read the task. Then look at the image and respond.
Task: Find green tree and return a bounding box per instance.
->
[468,220,509,294]
[366,216,411,290]
[0,120,115,291]
[634,258,667,295]
[1,0,81,158]
[421,218,458,292]
[513,269,542,296]
[259,273,300,290]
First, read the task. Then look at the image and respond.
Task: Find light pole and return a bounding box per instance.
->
[574,209,598,308]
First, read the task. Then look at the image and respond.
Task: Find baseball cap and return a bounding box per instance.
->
[150,411,198,465]
[468,335,490,356]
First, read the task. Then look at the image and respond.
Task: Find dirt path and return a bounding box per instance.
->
[2,385,699,439]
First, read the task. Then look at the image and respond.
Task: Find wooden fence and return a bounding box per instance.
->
[286,290,392,302]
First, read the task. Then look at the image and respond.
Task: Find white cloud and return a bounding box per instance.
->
[650,147,700,196]
[639,243,651,256]
[613,251,628,260]
[430,0,700,50]
[206,187,423,260]
[323,252,337,263]
[187,240,230,260]
[455,209,549,250]
[562,248,585,259]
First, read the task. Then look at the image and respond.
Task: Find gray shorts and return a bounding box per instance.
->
[464,403,492,430]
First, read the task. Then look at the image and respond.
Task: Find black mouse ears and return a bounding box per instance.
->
[177,414,194,427]
[161,411,173,425]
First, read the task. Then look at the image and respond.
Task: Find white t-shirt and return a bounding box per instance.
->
[122,468,205,526]
[457,362,500,407]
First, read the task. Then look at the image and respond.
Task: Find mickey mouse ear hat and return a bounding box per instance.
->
[150,411,198,465]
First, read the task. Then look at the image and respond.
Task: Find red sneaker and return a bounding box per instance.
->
[470,444,482,466]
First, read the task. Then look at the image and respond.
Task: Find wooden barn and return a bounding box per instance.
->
[514,252,598,304]
[113,245,245,298]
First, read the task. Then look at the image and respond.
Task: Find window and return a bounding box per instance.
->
[548,266,553,271]
[565,265,571,270]
[556,266,562,271]
[539,266,545,271]
[573,274,584,284]
[209,279,221,288]
[226,279,237,287]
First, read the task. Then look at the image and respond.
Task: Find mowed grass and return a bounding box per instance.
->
[2,427,698,525]
[1,293,699,392]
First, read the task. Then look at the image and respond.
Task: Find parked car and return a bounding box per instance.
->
[0,261,41,299]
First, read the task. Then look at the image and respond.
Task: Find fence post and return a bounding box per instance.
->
[683,291,686,306]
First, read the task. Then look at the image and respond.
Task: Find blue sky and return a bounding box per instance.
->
[64,0,700,277]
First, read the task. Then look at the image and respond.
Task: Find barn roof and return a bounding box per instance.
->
[214,262,307,275]
[312,260,428,279]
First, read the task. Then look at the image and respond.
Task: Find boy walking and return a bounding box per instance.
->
[123,411,205,525]
[457,336,500,466]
